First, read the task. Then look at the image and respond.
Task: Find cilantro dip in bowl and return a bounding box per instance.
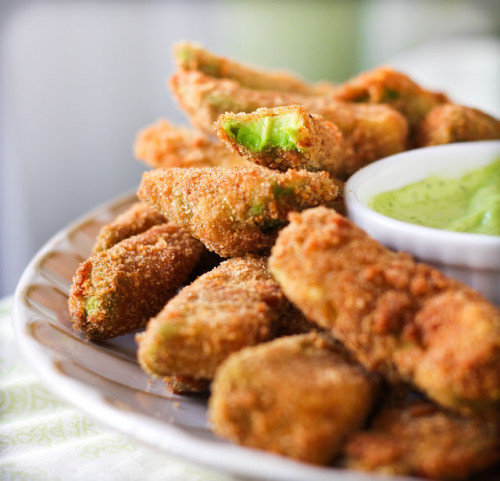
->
[345,141,500,305]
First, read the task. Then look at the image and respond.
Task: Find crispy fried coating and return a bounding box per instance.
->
[134,119,246,169]
[317,102,408,178]
[215,104,407,179]
[174,41,327,96]
[416,104,500,147]
[137,166,339,257]
[163,375,210,395]
[93,201,167,253]
[209,332,379,465]
[170,69,312,133]
[334,66,449,131]
[170,70,408,178]
[215,105,346,178]
[69,224,206,341]
[269,207,500,416]
[137,255,305,378]
[137,256,297,379]
[343,393,500,479]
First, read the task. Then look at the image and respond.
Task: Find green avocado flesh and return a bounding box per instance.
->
[85,296,100,316]
[177,45,219,77]
[176,45,193,65]
[370,157,500,236]
[224,113,303,152]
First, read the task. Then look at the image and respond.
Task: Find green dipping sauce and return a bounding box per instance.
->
[370,158,500,236]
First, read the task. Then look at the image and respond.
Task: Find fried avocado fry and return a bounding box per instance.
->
[343,393,500,479]
[416,104,500,147]
[209,332,379,465]
[170,70,408,178]
[317,102,408,178]
[134,119,246,169]
[174,41,328,96]
[170,70,311,133]
[214,103,407,179]
[137,166,339,257]
[334,66,449,131]
[93,201,167,253]
[215,105,346,178]
[69,223,206,341]
[137,256,295,379]
[269,207,500,416]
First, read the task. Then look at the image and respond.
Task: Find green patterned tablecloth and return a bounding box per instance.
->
[0,297,234,481]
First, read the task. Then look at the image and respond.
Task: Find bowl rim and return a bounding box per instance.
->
[344,141,500,266]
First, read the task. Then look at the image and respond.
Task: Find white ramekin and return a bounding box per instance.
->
[345,141,500,305]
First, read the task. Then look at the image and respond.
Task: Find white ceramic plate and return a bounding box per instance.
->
[11,192,407,481]
[11,192,500,481]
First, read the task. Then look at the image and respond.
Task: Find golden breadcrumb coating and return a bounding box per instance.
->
[344,392,500,479]
[137,166,339,257]
[269,207,500,416]
[93,201,167,253]
[416,103,500,147]
[136,256,299,379]
[317,102,408,178]
[163,375,210,395]
[334,66,449,131]
[170,69,312,133]
[134,119,247,169]
[170,70,408,178]
[173,41,329,95]
[215,105,347,178]
[69,224,206,341]
[209,332,379,464]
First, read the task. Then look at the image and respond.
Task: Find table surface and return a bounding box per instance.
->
[0,296,236,481]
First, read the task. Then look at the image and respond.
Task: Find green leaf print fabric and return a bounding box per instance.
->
[1,298,233,481]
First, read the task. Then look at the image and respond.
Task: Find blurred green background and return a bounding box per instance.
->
[225,0,499,82]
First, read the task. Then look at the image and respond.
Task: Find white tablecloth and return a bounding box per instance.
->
[0,297,235,481]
